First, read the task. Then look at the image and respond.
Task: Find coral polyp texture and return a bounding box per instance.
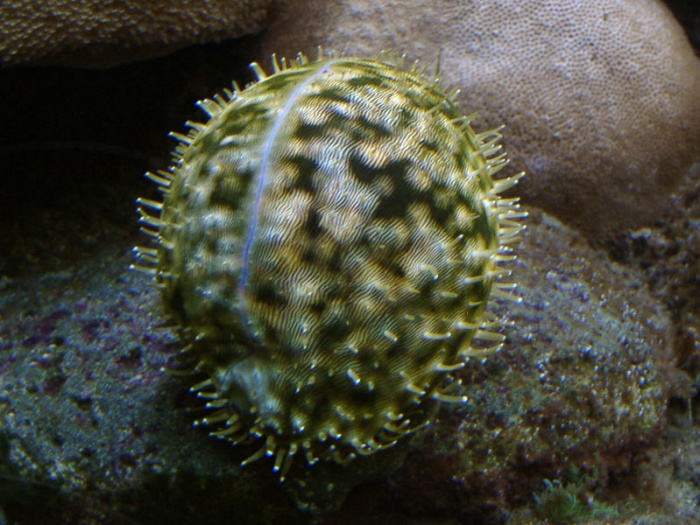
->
[0,0,272,68]
[132,52,524,505]
[262,0,700,239]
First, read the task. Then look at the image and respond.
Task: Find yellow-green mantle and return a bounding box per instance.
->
[132,51,524,502]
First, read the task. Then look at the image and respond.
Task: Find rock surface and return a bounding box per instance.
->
[325,207,678,523]
[0,0,271,68]
[262,0,700,239]
[0,204,678,523]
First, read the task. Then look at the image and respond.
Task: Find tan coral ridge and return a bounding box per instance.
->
[0,0,272,68]
[263,0,700,238]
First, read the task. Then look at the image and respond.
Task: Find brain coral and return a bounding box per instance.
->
[262,0,700,238]
[0,0,271,68]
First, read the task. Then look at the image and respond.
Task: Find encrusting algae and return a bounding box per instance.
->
[131,50,525,511]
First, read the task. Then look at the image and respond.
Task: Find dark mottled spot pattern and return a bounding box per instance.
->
[151,55,509,472]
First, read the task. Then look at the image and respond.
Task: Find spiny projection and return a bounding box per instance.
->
[132,50,526,483]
